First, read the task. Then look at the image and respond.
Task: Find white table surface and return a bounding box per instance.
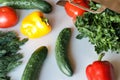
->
[1,0,120,80]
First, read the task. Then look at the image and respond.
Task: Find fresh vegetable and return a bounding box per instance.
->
[75,1,120,54]
[86,53,115,80]
[55,28,73,76]
[0,31,28,80]
[64,0,89,19]
[21,46,48,80]
[0,0,52,13]
[20,11,51,39]
[0,6,18,28]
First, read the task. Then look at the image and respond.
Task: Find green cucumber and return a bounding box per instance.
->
[21,46,48,80]
[55,28,73,76]
[0,0,52,13]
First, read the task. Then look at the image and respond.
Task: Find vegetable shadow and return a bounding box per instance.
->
[68,43,76,75]
[111,60,120,80]
[68,28,76,75]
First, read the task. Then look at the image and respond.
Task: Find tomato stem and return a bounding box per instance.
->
[98,53,105,61]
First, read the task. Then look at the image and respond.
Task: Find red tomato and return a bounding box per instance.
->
[64,0,89,19]
[0,6,18,28]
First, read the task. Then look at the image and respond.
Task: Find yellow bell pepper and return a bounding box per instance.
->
[20,11,51,38]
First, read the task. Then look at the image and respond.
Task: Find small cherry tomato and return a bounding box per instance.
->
[0,6,18,28]
[64,0,89,19]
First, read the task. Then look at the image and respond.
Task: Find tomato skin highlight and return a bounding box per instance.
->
[64,0,89,19]
[0,6,18,28]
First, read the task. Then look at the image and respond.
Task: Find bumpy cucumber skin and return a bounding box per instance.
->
[0,0,52,13]
[55,28,73,76]
[21,46,48,80]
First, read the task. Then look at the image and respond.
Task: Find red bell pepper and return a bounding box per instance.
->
[86,53,115,80]
[64,0,89,19]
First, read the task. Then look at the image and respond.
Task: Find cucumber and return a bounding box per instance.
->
[21,46,48,80]
[55,28,73,76]
[0,0,52,13]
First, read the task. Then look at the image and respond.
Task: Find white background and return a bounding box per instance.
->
[1,0,120,80]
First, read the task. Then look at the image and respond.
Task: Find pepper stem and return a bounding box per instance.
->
[98,53,105,61]
[42,17,49,24]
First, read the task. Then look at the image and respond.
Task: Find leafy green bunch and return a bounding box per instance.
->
[75,1,120,54]
[0,31,28,80]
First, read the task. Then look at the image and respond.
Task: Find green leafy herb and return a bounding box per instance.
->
[0,31,28,80]
[75,1,120,54]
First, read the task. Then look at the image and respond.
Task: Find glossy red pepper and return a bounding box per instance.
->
[86,53,115,80]
[64,0,89,19]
